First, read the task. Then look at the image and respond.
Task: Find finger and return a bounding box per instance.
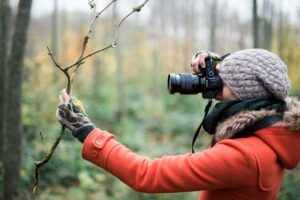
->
[198,59,206,69]
[191,58,204,73]
[197,53,208,69]
[59,94,64,105]
[192,65,200,74]
[61,89,72,97]
[191,52,208,72]
[64,88,72,97]
[191,57,200,70]
[61,89,71,103]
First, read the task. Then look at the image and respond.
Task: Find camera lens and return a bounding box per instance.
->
[168,73,180,94]
[168,73,203,94]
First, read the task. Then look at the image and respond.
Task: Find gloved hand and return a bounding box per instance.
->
[56,89,95,142]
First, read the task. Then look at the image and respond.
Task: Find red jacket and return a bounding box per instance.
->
[82,98,300,200]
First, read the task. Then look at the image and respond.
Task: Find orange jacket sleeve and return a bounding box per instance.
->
[82,128,257,193]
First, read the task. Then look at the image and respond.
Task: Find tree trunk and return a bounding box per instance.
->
[51,0,59,56]
[50,0,60,84]
[210,0,218,51]
[278,5,284,57]
[92,58,103,96]
[262,0,274,50]
[150,8,160,97]
[252,0,259,48]
[113,3,125,123]
[0,0,11,165]
[0,0,11,198]
[3,0,33,199]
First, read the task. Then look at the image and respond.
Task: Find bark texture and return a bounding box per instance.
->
[3,0,33,199]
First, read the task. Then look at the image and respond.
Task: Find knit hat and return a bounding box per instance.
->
[219,49,290,100]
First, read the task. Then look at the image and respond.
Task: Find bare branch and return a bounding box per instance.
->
[34,0,150,195]
[47,47,71,93]
[46,46,63,72]
[39,131,45,145]
[33,126,66,194]
[65,0,150,72]
[113,0,149,46]
[96,0,118,18]
[88,0,96,9]
[71,0,119,85]
[81,0,118,64]
[118,0,149,27]
[64,44,113,71]
[84,0,118,48]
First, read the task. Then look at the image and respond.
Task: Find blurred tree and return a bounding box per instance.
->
[182,0,196,69]
[158,1,171,70]
[90,18,104,97]
[2,0,33,199]
[0,0,11,198]
[113,3,125,123]
[252,0,259,48]
[238,19,246,49]
[50,0,61,86]
[261,0,274,50]
[277,2,285,58]
[0,0,11,165]
[170,1,180,68]
[209,0,218,51]
[92,57,103,95]
[51,0,59,56]
[61,9,69,62]
[149,1,162,97]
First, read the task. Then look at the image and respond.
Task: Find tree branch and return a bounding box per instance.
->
[47,47,71,92]
[71,0,119,83]
[33,0,150,195]
[33,126,66,194]
[65,0,150,72]
[64,44,113,71]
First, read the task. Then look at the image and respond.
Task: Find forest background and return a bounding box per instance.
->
[0,0,300,199]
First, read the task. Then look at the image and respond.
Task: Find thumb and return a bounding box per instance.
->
[61,89,71,103]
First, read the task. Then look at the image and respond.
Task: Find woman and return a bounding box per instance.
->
[56,49,300,200]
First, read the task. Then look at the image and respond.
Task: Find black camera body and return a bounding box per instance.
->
[168,57,223,99]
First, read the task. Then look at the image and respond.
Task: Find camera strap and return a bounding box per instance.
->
[232,115,282,139]
[190,51,230,152]
[220,53,231,60]
[192,99,213,153]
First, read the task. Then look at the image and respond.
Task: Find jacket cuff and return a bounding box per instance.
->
[82,128,118,169]
[72,125,96,143]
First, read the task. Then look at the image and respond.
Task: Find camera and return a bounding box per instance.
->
[168,57,223,99]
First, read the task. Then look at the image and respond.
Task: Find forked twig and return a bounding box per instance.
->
[64,0,149,72]
[33,0,150,194]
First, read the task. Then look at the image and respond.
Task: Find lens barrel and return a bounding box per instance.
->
[168,73,204,94]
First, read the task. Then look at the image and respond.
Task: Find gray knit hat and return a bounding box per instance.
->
[219,49,290,100]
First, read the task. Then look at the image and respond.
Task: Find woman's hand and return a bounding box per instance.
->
[56,89,95,142]
[190,51,221,74]
[190,51,223,100]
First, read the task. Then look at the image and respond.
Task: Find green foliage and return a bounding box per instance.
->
[278,166,300,200]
